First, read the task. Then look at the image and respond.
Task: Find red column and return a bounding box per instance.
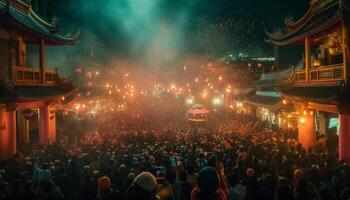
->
[0,111,16,160]
[39,106,56,145]
[298,110,316,149]
[339,114,350,163]
[50,112,56,142]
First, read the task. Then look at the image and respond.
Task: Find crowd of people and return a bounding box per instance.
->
[0,109,349,200]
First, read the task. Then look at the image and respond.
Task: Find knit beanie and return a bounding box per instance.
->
[98,176,111,191]
[197,167,220,194]
[134,172,158,192]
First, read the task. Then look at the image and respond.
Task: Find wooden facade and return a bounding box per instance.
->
[261,0,350,162]
[0,0,78,159]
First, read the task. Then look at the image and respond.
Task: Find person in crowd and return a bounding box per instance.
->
[0,111,347,200]
[176,170,192,200]
[126,172,159,200]
[95,176,123,200]
[19,180,37,200]
[227,174,246,200]
[191,167,227,200]
[275,184,293,200]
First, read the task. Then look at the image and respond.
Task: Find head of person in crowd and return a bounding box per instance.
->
[96,176,123,200]
[98,176,112,192]
[126,172,159,200]
[246,168,255,177]
[192,167,225,200]
[294,169,304,186]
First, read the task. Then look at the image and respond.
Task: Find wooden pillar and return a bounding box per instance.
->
[305,37,311,82]
[18,36,26,66]
[39,38,45,83]
[39,106,56,145]
[0,111,17,160]
[342,18,349,81]
[8,30,16,81]
[319,113,327,136]
[339,113,350,163]
[16,111,29,144]
[298,109,316,149]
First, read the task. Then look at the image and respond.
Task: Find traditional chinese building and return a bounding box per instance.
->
[265,0,350,162]
[0,0,78,159]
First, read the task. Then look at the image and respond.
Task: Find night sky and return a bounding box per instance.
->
[47,0,309,66]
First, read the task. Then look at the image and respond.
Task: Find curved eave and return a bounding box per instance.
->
[9,16,79,45]
[244,95,282,110]
[283,0,337,31]
[265,1,342,46]
[281,86,340,105]
[0,1,79,45]
[284,8,313,31]
[255,68,294,87]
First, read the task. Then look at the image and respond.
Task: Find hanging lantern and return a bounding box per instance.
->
[23,109,34,120]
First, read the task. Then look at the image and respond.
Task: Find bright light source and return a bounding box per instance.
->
[299,117,306,124]
[219,76,223,81]
[226,88,231,93]
[95,71,99,75]
[186,98,194,106]
[212,97,222,106]
[170,84,176,89]
[282,99,287,104]
[75,104,80,110]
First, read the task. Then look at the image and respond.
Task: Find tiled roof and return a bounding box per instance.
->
[0,1,79,44]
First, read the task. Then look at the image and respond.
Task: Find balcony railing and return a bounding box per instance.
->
[294,64,343,83]
[294,70,306,82]
[14,66,58,85]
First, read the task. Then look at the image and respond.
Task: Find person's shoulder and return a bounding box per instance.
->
[111,188,123,199]
[217,190,228,200]
[191,187,201,200]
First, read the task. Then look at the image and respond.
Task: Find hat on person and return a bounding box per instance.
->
[40,169,53,183]
[134,172,158,192]
[128,173,136,179]
[246,168,255,177]
[98,176,111,190]
[197,167,220,194]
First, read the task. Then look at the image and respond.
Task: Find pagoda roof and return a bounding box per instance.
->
[266,0,342,46]
[0,83,77,104]
[0,0,79,45]
[245,94,282,110]
[255,60,304,88]
[281,86,340,104]
[255,67,294,87]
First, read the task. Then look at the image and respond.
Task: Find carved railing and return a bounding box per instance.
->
[294,64,343,83]
[14,66,58,85]
[310,64,343,82]
[294,69,307,82]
